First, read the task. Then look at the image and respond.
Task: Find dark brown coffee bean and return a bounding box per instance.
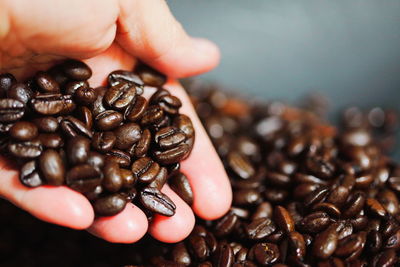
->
[354,173,374,189]
[33,116,59,133]
[230,207,250,219]
[187,235,209,261]
[103,161,123,193]
[91,86,107,116]
[19,160,43,187]
[64,80,89,95]
[7,83,33,104]
[335,231,367,257]
[327,186,350,207]
[252,202,273,220]
[139,187,176,216]
[74,86,97,105]
[317,258,345,267]
[233,189,261,206]
[61,116,92,138]
[113,123,141,150]
[155,126,186,150]
[104,82,137,110]
[0,73,16,96]
[30,94,75,115]
[336,221,353,240]
[245,218,276,240]
[384,228,400,249]
[173,114,195,140]
[0,98,25,122]
[39,149,65,185]
[136,64,166,87]
[106,149,131,167]
[36,133,63,149]
[366,198,387,218]
[169,172,193,205]
[124,95,148,122]
[264,187,288,203]
[377,189,399,216]
[312,223,339,259]
[274,206,295,233]
[76,106,93,130]
[387,176,400,193]
[120,168,136,189]
[306,157,335,179]
[213,242,234,267]
[62,60,92,80]
[232,261,257,267]
[92,131,116,152]
[312,202,341,218]
[153,144,191,165]
[294,173,328,185]
[227,151,255,179]
[288,231,306,260]
[66,164,102,193]
[131,157,160,183]
[350,215,368,231]
[87,151,105,170]
[128,128,151,157]
[293,184,321,200]
[298,211,331,234]
[366,230,382,253]
[214,212,238,237]
[108,70,144,87]
[304,187,329,207]
[95,110,123,131]
[172,242,191,266]
[141,105,164,126]
[35,71,59,93]
[8,140,42,158]
[265,171,290,187]
[9,121,38,141]
[157,95,182,115]
[146,167,167,190]
[67,136,90,165]
[342,191,366,218]
[252,243,280,265]
[372,249,397,267]
[381,219,399,239]
[93,193,127,216]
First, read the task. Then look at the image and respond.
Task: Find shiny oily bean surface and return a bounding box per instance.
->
[39,149,65,186]
[0,98,25,122]
[66,164,102,193]
[9,121,38,141]
[168,172,193,205]
[30,94,75,115]
[7,83,33,104]
[33,116,59,133]
[93,194,127,217]
[139,187,176,216]
[19,160,43,187]
[113,122,141,150]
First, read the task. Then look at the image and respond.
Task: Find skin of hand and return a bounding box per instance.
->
[0,0,232,243]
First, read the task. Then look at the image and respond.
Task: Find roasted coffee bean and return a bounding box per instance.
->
[0,98,25,122]
[214,212,238,237]
[66,164,102,193]
[187,235,209,261]
[252,243,280,265]
[74,86,97,105]
[149,88,171,104]
[76,106,93,129]
[231,207,250,219]
[93,193,127,216]
[8,140,42,158]
[306,157,335,179]
[372,249,397,267]
[61,116,92,138]
[33,116,59,133]
[384,228,400,249]
[233,189,261,206]
[265,171,290,187]
[39,149,65,185]
[141,105,164,126]
[365,198,387,218]
[252,202,273,220]
[0,122,13,133]
[154,144,191,165]
[342,191,366,218]
[298,211,331,234]
[7,83,33,104]
[95,110,123,131]
[148,167,168,189]
[87,151,105,170]
[106,149,131,168]
[227,151,255,179]
[377,189,399,215]
[113,123,141,150]
[294,183,321,200]
[312,223,339,259]
[288,231,306,260]
[131,157,160,183]
[312,202,341,218]
[35,71,59,93]
[173,114,195,142]
[19,160,43,187]
[213,243,234,267]
[128,128,151,157]
[139,187,176,216]
[232,261,257,267]
[91,86,107,116]
[155,126,186,150]
[172,242,191,266]
[158,95,182,115]
[336,221,353,240]
[0,73,16,96]
[136,63,166,87]
[121,168,136,189]
[9,121,38,141]
[108,70,144,87]
[380,219,399,239]
[103,161,123,193]
[264,187,288,203]
[62,60,92,80]
[366,230,382,253]
[169,172,193,205]
[104,81,137,110]
[67,136,90,165]
[387,176,400,193]
[294,173,328,185]
[124,95,148,122]
[350,215,368,231]
[64,80,89,95]
[304,187,329,207]
[274,206,295,233]
[92,131,116,152]
[245,218,276,240]
[334,231,367,257]
[30,94,75,115]
[354,173,374,189]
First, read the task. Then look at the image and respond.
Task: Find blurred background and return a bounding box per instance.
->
[169,0,400,111]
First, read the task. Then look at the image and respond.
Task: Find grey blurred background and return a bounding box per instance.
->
[168,0,400,111]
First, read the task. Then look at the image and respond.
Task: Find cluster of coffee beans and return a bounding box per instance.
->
[0,60,195,217]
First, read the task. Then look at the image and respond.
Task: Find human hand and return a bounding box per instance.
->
[0,0,232,243]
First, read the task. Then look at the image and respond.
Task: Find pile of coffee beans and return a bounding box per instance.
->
[0,60,195,217]
[0,78,399,266]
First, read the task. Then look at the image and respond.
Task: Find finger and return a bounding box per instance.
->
[149,185,195,243]
[87,203,148,243]
[164,81,232,220]
[0,156,94,229]
[117,0,220,78]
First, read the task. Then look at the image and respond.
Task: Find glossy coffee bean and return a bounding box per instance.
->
[377,189,399,215]
[9,121,38,141]
[66,164,102,193]
[187,235,209,261]
[372,249,397,267]
[148,167,168,190]
[139,187,176,216]
[0,98,25,122]
[62,60,92,81]
[35,71,59,93]
[92,131,116,152]
[298,211,331,234]
[30,94,75,115]
[158,95,182,115]
[214,212,238,237]
[64,80,89,95]
[153,143,191,165]
[19,160,43,187]
[233,189,261,206]
[108,70,144,87]
[131,157,160,183]
[384,228,400,249]
[106,149,131,168]
[121,168,136,189]
[95,110,123,131]
[87,151,105,170]
[37,133,64,149]
[0,73,16,96]
[172,242,191,266]
[104,81,137,110]
[288,231,306,260]
[252,243,280,265]
[227,151,255,179]
[128,128,151,157]
[366,230,382,253]
[8,140,42,158]
[136,63,166,87]
[103,162,123,193]
[274,206,295,233]
[91,86,107,116]
[7,83,33,104]
[74,86,97,105]
[33,116,59,133]
[213,242,234,267]
[365,198,387,218]
[61,116,92,138]
[169,172,193,205]
[76,106,93,130]
[39,149,65,185]
[66,136,90,165]
[155,126,186,150]
[113,123,141,150]
[141,105,164,126]
[342,191,366,218]
[124,95,148,122]
[245,218,276,240]
[312,202,341,218]
[93,193,127,216]
[312,223,339,259]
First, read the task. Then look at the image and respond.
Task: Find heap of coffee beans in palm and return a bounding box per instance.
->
[0,60,195,217]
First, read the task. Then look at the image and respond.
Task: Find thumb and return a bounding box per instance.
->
[117,0,220,78]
